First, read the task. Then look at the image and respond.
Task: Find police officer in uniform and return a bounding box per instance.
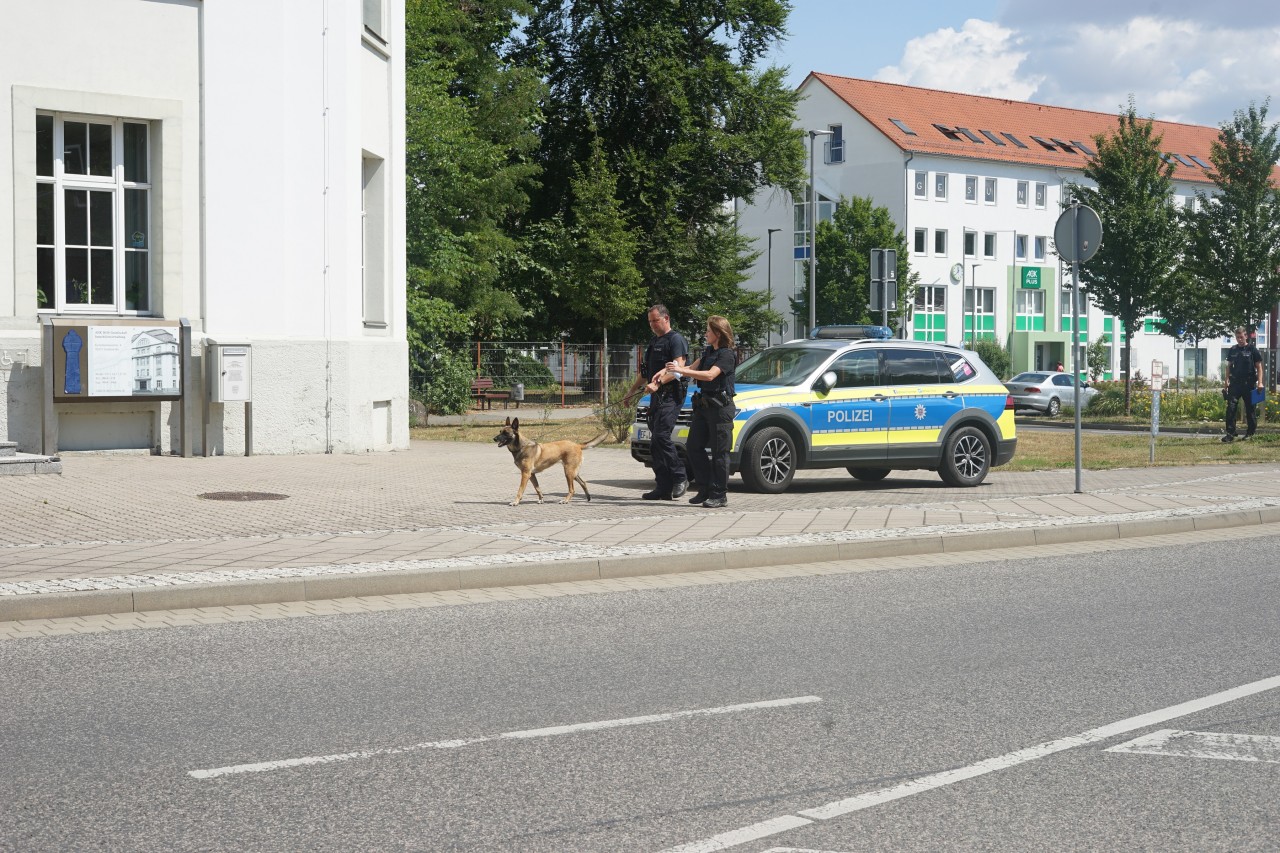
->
[671,315,737,508]
[1222,326,1263,442]
[627,304,689,499]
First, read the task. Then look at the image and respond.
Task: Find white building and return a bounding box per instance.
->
[1,0,408,455]
[738,73,1253,382]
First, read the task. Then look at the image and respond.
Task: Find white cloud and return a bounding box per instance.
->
[875,15,1280,127]
[874,19,1043,101]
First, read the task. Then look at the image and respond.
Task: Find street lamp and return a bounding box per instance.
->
[968,263,982,348]
[766,227,781,345]
[807,129,833,335]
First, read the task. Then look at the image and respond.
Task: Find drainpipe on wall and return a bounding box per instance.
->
[901,152,914,339]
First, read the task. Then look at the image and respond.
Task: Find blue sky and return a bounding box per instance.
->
[763,0,1280,127]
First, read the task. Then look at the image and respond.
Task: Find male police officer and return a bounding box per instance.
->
[627,304,689,499]
[1222,326,1264,442]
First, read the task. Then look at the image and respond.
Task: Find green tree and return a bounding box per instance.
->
[520,0,805,338]
[1184,100,1280,330]
[405,0,543,339]
[791,195,916,332]
[1068,100,1181,414]
[1086,334,1111,382]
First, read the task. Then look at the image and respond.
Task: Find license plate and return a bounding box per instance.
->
[635,426,650,441]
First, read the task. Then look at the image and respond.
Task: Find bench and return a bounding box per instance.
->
[470,378,516,409]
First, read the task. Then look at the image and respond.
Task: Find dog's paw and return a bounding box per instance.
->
[509,500,521,506]
[559,497,571,504]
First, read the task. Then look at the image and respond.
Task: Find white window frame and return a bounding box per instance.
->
[1059,287,1087,318]
[1016,289,1044,317]
[965,175,978,203]
[963,230,976,258]
[984,177,997,205]
[914,170,927,199]
[1015,233,1028,261]
[913,227,927,255]
[824,124,844,164]
[934,173,948,201]
[363,0,385,40]
[915,285,946,313]
[1016,180,1028,207]
[964,286,995,316]
[36,112,152,315]
[983,232,996,260]
[1034,235,1046,261]
[933,228,948,256]
[1035,182,1047,209]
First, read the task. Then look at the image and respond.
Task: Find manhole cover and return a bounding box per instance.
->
[198,491,290,502]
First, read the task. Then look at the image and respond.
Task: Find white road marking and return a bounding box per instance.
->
[188,695,821,780]
[660,674,1280,852]
[761,848,855,852]
[1106,729,1280,764]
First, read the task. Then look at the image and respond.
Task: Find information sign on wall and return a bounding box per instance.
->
[1020,267,1042,289]
[50,318,183,402]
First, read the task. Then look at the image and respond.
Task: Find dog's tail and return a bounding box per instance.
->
[582,431,610,449]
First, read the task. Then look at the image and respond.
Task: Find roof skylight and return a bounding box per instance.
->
[889,118,917,135]
[979,130,1006,146]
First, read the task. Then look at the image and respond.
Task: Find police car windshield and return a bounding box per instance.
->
[736,347,832,387]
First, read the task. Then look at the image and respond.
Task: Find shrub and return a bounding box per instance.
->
[971,339,1011,379]
[594,377,637,442]
[419,349,475,415]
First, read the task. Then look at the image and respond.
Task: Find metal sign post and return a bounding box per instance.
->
[869,248,897,331]
[1054,202,1104,494]
[1150,360,1163,464]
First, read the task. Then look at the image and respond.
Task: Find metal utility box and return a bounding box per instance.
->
[207,340,253,403]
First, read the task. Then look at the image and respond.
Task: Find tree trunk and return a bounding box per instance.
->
[603,325,609,407]
[1123,332,1134,415]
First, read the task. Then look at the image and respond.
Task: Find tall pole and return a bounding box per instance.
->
[767,227,781,345]
[1071,202,1083,495]
[807,129,832,336]
[968,263,981,348]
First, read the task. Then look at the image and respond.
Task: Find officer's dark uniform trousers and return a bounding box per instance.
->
[647,388,686,493]
[688,395,734,499]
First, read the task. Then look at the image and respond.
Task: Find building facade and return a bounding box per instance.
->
[2,0,408,455]
[737,73,1258,383]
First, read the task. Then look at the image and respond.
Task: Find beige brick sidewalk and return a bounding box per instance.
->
[3,440,1279,620]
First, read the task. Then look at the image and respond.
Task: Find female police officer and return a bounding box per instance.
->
[668,316,737,508]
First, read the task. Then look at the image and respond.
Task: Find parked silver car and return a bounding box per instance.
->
[1004,372,1098,416]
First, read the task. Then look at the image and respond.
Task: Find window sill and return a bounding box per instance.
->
[362,29,391,58]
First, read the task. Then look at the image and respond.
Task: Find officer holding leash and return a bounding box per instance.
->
[669,315,737,508]
[627,304,689,500]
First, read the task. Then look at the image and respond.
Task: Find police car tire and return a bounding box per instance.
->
[939,425,991,487]
[847,467,891,482]
[741,426,796,493]
[1046,397,1061,417]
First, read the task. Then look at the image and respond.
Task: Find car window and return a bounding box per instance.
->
[1010,373,1048,383]
[1052,374,1073,386]
[936,352,978,383]
[736,346,832,387]
[830,350,880,388]
[883,349,941,384]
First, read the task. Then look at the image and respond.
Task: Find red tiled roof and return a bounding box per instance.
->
[808,73,1231,185]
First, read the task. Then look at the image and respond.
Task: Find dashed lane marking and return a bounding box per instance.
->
[1106,729,1280,764]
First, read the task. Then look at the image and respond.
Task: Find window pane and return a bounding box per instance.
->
[65,190,88,245]
[91,248,114,303]
[884,350,939,383]
[37,115,54,176]
[126,252,149,312]
[124,123,148,182]
[66,248,89,303]
[89,122,112,176]
[37,183,55,244]
[125,189,147,248]
[64,121,87,174]
[363,0,382,33]
[37,247,55,309]
[90,190,113,246]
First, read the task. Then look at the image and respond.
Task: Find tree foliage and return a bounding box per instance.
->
[1068,100,1181,413]
[791,195,917,332]
[1183,100,1280,330]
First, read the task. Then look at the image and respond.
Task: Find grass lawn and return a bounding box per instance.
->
[410,417,1280,470]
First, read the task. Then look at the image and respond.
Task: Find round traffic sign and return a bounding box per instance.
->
[1054,204,1103,263]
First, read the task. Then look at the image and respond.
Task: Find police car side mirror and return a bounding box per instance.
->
[815,371,837,395]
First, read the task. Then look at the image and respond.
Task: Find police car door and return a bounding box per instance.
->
[885,348,965,461]
[806,348,888,464]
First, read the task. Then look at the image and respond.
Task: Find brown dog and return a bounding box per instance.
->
[493,417,610,506]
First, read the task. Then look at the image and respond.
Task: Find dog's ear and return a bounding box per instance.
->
[504,416,511,426]
[512,417,520,431]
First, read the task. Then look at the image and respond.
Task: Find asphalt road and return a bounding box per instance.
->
[2,534,1278,852]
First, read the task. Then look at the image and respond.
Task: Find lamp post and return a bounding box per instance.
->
[766,227,781,345]
[968,263,982,348]
[807,129,833,336]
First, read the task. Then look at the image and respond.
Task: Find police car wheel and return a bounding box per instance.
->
[847,467,891,482]
[741,426,796,493]
[939,425,991,487]
[1046,397,1061,417]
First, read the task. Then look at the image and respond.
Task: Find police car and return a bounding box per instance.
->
[630,326,1017,492]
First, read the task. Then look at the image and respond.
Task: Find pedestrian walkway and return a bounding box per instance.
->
[3,438,1279,622]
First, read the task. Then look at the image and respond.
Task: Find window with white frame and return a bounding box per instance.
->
[1035,182,1047,208]
[914,171,927,199]
[36,112,152,313]
[1016,181,1028,206]
[362,156,388,327]
[965,176,977,202]
[984,177,997,204]
[963,230,976,257]
[825,125,844,164]
[1016,289,1044,322]
[983,232,996,259]
[1034,235,1046,261]
[1059,286,1087,319]
[963,286,996,340]
[934,228,947,256]
[363,0,384,38]
[934,173,947,200]
[1015,233,1028,260]
[913,228,927,254]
